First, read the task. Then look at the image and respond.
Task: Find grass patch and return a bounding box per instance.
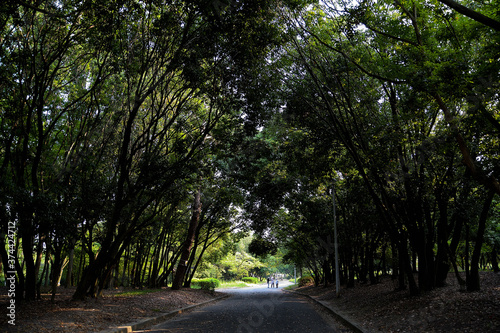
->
[283,284,297,291]
[113,289,161,297]
[219,280,251,288]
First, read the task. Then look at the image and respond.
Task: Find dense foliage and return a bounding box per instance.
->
[0,0,297,300]
[260,0,500,294]
[0,0,499,305]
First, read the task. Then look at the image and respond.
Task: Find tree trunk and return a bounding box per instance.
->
[186,235,214,287]
[183,225,202,288]
[34,234,45,292]
[368,238,379,284]
[358,244,367,284]
[323,258,331,287]
[468,190,495,291]
[65,247,74,288]
[140,246,151,287]
[73,245,117,300]
[381,243,387,275]
[20,213,37,301]
[396,243,406,290]
[400,238,419,296]
[156,243,183,287]
[51,248,63,303]
[465,224,470,286]
[435,189,451,287]
[446,241,466,291]
[121,246,130,287]
[183,250,199,288]
[347,259,355,288]
[149,231,166,288]
[492,247,499,273]
[132,244,143,288]
[36,254,48,300]
[171,188,202,290]
[0,237,11,288]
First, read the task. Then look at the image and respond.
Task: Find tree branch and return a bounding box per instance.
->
[433,94,500,196]
[16,0,74,18]
[437,0,500,31]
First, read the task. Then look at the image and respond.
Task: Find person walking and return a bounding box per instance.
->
[267,277,270,288]
[271,277,275,288]
[276,278,279,288]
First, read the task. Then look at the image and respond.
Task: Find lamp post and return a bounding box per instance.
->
[333,178,340,297]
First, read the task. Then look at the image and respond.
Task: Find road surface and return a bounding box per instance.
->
[137,281,343,332]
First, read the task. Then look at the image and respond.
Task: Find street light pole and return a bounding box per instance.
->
[333,178,340,297]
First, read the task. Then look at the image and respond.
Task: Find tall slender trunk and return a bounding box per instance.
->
[121,246,130,287]
[183,232,200,288]
[186,231,219,286]
[435,193,450,287]
[156,245,183,287]
[491,247,499,273]
[65,245,75,288]
[140,247,151,287]
[172,188,202,290]
[149,232,165,287]
[465,224,470,285]
[468,190,495,291]
[51,247,64,303]
[23,257,36,300]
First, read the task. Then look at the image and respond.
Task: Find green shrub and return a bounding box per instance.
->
[298,275,314,287]
[192,278,221,290]
[241,277,259,284]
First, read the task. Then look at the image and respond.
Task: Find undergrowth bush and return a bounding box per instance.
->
[298,275,314,287]
[191,278,221,290]
[241,277,259,284]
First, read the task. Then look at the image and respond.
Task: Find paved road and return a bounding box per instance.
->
[137,281,340,333]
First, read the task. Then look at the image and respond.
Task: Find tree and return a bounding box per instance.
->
[172,187,202,290]
[0,0,107,300]
[219,235,264,280]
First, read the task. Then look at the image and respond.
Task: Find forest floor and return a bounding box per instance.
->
[294,271,500,332]
[0,272,499,332]
[0,286,226,332]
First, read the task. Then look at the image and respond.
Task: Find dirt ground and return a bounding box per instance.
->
[295,271,500,333]
[0,272,499,333]
[0,286,225,332]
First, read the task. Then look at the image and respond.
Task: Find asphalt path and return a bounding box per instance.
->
[137,281,340,333]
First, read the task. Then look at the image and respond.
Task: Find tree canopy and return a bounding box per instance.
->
[0,0,499,304]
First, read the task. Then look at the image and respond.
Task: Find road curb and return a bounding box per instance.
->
[285,289,366,333]
[99,294,230,333]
